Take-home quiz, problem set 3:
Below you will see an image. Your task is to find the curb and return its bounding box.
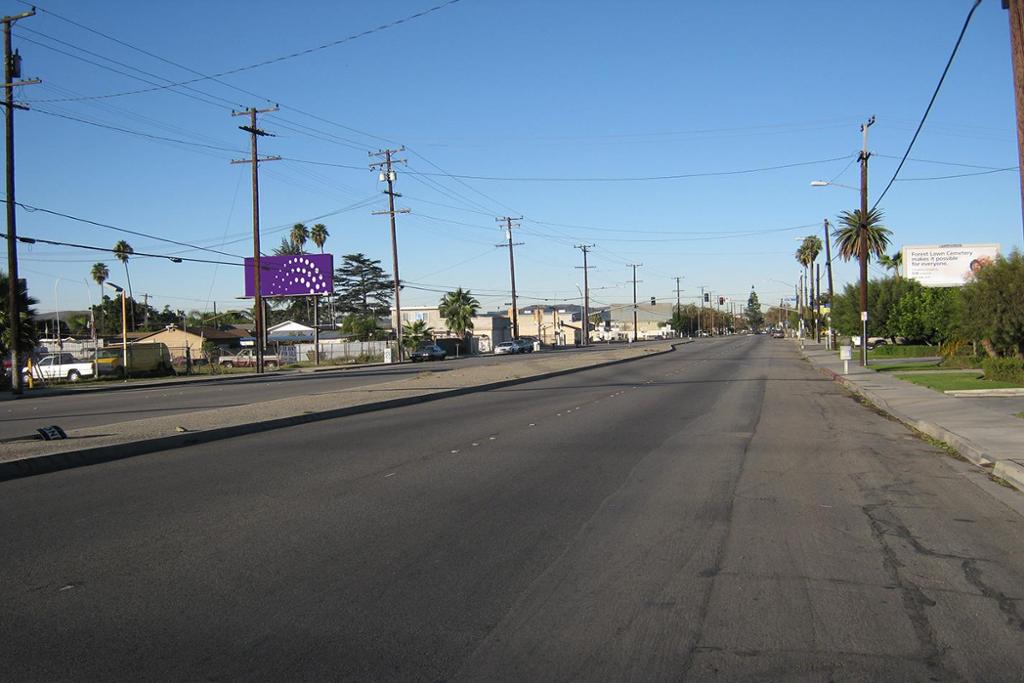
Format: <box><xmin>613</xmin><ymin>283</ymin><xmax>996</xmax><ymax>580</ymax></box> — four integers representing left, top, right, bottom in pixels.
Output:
<box><xmin>0</xmin><ymin>344</ymin><xmax>683</xmax><ymax>483</ymax></box>
<box><xmin>994</xmin><ymin>460</ymin><xmax>1024</xmax><ymax>491</ymax></box>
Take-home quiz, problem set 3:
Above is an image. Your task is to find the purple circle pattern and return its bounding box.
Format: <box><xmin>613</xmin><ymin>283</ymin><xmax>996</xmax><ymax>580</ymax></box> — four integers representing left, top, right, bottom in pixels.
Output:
<box><xmin>267</xmin><ymin>256</ymin><xmax>330</xmax><ymax>295</ymax></box>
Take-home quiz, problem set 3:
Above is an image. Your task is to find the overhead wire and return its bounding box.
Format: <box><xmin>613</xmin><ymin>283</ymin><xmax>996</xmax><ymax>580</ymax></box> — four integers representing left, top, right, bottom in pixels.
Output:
<box><xmin>871</xmin><ymin>0</ymin><xmax>983</xmax><ymax>209</ymax></box>
<box><xmin>21</xmin><ymin>0</ymin><xmax>466</xmax><ymax>103</ymax></box>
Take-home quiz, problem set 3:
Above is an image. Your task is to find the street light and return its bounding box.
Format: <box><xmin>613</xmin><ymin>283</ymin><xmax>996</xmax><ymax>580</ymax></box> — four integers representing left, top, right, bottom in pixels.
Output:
<box><xmin>104</xmin><ymin>281</ymin><xmax>128</xmax><ymax>378</ymax></box>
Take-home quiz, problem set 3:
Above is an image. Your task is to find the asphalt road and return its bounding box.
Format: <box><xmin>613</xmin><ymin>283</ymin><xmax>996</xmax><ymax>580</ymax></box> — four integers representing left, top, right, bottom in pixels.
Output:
<box><xmin>3</xmin><ymin>336</ymin><xmax>1023</xmax><ymax>681</ymax></box>
<box><xmin>0</xmin><ymin>343</ymin><xmax>638</xmax><ymax>440</ymax></box>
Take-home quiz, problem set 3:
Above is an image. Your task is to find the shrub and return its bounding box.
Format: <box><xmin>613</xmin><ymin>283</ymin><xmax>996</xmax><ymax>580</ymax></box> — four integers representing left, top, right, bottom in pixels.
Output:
<box><xmin>869</xmin><ymin>344</ymin><xmax>937</xmax><ymax>358</ymax></box>
<box><xmin>981</xmin><ymin>357</ymin><xmax>1024</xmax><ymax>384</ymax></box>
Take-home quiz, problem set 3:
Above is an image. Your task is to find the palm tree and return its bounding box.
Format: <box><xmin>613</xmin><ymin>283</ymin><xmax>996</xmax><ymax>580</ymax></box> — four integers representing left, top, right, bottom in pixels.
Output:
<box><xmin>878</xmin><ymin>251</ymin><xmax>903</xmax><ymax>278</ymax></box>
<box><xmin>834</xmin><ymin>208</ymin><xmax>892</xmax><ymax>353</ymax></box>
<box><xmin>91</xmin><ymin>262</ymin><xmax>109</xmax><ymax>336</ymax></box>
<box><xmin>438</xmin><ymin>287</ymin><xmax>481</xmax><ymax>353</ymax></box>
<box><xmin>290</xmin><ymin>223</ymin><xmax>310</xmax><ymax>253</ymax></box>
<box><xmin>310</xmin><ymin>223</ymin><xmax>329</xmax><ymax>253</ymax></box>
<box><xmin>402</xmin><ymin>319</ymin><xmax>433</xmax><ymax>349</ymax></box>
<box><xmin>798</xmin><ymin>235</ymin><xmax>822</xmax><ymax>327</ymax></box>
<box><xmin>112</xmin><ymin>240</ymin><xmax>135</xmax><ymax>330</ymax></box>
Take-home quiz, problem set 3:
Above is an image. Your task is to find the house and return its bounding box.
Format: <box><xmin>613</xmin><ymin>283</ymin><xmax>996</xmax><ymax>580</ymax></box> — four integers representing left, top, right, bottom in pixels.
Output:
<box><xmin>606</xmin><ymin>302</ymin><xmax>675</xmax><ymax>338</ymax></box>
<box><xmin>267</xmin><ymin>320</ymin><xmax>316</xmax><ymax>343</ymax></box>
<box><xmin>391</xmin><ymin>306</ymin><xmax>512</xmax><ymax>353</ymax></box>
<box><xmin>135</xmin><ymin>325</ymin><xmax>248</xmax><ymax>362</ymax></box>
<box><xmin>517</xmin><ymin>305</ymin><xmax>583</xmax><ymax>347</ymax></box>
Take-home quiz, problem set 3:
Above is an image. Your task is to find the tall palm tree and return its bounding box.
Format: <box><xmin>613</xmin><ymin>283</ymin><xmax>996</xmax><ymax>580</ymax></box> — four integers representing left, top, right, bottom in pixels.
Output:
<box><xmin>113</xmin><ymin>240</ymin><xmax>135</xmax><ymax>330</ymax></box>
<box><xmin>91</xmin><ymin>262</ymin><xmax>109</xmax><ymax>335</ymax></box>
<box><xmin>834</xmin><ymin>208</ymin><xmax>892</xmax><ymax>350</ymax></box>
<box><xmin>290</xmin><ymin>223</ymin><xmax>310</xmax><ymax>253</ymax></box>
<box><xmin>798</xmin><ymin>235</ymin><xmax>822</xmax><ymax>325</ymax></box>
<box><xmin>310</xmin><ymin>223</ymin><xmax>329</xmax><ymax>253</ymax></box>
<box><xmin>438</xmin><ymin>287</ymin><xmax>481</xmax><ymax>352</ymax></box>
<box><xmin>878</xmin><ymin>251</ymin><xmax>903</xmax><ymax>278</ymax></box>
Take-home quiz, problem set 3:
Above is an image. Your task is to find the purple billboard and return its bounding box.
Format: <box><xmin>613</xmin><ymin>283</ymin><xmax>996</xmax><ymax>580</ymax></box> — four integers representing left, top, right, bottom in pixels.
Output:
<box><xmin>244</xmin><ymin>254</ymin><xmax>334</xmax><ymax>297</ymax></box>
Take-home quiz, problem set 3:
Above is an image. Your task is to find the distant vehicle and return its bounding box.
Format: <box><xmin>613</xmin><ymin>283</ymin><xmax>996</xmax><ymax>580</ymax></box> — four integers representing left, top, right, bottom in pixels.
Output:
<box><xmin>512</xmin><ymin>339</ymin><xmax>535</xmax><ymax>353</ymax></box>
<box><xmin>494</xmin><ymin>341</ymin><xmax>518</xmax><ymax>355</ymax></box>
<box><xmin>218</xmin><ymin>348</ymin><xmax>279</xmax><ymax>369</ymax></box>
<box><xmin>96</xmin><ymin>342</ymin><xmax>174</xmax><ymax>378</ymax></box>
<box><xmin>23</xmin><ymin>353</ymin><xmax>95</xmax><ymax>382</ymax></box>
<box><xmin>410</xmin><ymin>344</ymin><xmax>446</xmax><ymax>362</ymax></box>
<box><xmin>771</xmin><ymin>330</ymin><xmax>785</xmax><ymax>339</ymax></box>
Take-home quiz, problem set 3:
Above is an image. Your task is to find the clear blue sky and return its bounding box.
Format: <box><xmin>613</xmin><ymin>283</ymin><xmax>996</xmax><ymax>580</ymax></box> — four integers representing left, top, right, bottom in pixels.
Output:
<box><xmin>3</xmin><ymin>0</ymin><xmax>1020</xmax><ymax>317</ymax></box>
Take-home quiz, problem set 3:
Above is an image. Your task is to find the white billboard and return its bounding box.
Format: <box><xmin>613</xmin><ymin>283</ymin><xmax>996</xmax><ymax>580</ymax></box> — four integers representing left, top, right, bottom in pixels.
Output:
<box><xmin>902</xmin><ymin>243</ymin><xmax>1000</xmax><ymax>287</ymax></box>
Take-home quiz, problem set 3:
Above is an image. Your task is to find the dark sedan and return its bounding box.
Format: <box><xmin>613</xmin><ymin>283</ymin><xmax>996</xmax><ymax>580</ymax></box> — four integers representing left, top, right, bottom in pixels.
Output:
<box><xmin>410</xmin><ymin>344</ymin><xmax>447</xmax><ymax>362</ymax></box>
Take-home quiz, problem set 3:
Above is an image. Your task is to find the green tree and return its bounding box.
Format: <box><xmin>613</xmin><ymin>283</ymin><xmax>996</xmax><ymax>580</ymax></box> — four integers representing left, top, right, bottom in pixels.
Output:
<box><xmin>438</xmin><ymin>287</ymin><xmax>480</xmax><ymax>338</ymax></box>
<box><xmin>888</xmin><ymin>284</ymin><xmax>961</xmax><ymax>345</ymax></box>
<box><xmin>334</xmin><ymin>253</ymin><xmax>392</xmax><ymax>316</ymax></box>
<box><xmin>0</xmin><ymin>271</ymin><xmax>38</xmax><ymax>359</ymax></box>
<box><xmin>340</xmin><ymin>313</ymin><xmax>386</xmax><ymax>341</ymax></box>
<box><xmin>113</xmin><ymin>240</ymin><xmax>135</xmax><ymax>330</ymax></box>
<box><xmin>289</xmin><ymin>223</ymin><xmax>310</xmax><ymax>253</ymax></box>
<box><xmin>91</xmin><ymin>262</ymin><xmax>109</xmax><ymax>335</ymax></box>
<box><xmin>878</xmin><ymin>251</ymin><xmax>903</xmax><ymax>278</ymax></box>
<box><xmin>310</xmin><ymin>223</ymin><xmax>329</xmax><ymax>253</ymax></box>
<box><xmin>961</xmin><ymin>250</ymin><xmax>1024</xmax><ymax>357</ymax></box>
<box><xmin>831</xmin><ymin>276</ymin><xmax>917</xmax><ymax>340</ymax></box>
<box><xmin>745</xmin><ymin>290</ymin><xmax>765</xmax><ymax>331</ymax></box>
<box><xmin>402</xmin><ymin>319</ymin><xmax>433</xmax><ymax>349</ymax></box>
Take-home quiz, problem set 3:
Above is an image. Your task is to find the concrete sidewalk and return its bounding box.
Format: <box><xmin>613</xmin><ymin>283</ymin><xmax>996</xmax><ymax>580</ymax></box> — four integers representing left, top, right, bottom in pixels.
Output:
<box><xmin>802</xmin><ymin>343</ymin><xmax>1024</xmax><ymax>494</ymax></box>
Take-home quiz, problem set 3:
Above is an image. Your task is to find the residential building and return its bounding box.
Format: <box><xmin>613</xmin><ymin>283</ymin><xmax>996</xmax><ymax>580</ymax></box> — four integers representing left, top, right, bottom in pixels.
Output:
<box><xmin>135</xmin><ymin>325</ymin><xmax>247</xmax><ymax>362</ymax></box>
<box><xmin>391</xmin><ymin>306</ymin><xmax>512</xmax><ymax>353</ymax></box>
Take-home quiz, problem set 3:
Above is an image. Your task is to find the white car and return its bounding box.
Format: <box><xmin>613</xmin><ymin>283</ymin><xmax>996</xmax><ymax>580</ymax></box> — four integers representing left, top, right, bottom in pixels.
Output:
<box><xmin>494</xmin><ymin>342</ymin><xmax>518</xmax><ymax>355</ymax></box>
<box><xmin>23</xmin><ymin>353</ymin><xmax>95</xmax><ymax>382</ymax></box>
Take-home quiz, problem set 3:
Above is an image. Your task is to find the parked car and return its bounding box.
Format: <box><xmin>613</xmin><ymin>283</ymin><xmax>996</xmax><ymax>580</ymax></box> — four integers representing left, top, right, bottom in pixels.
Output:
<box><xmin>771</xmin><ymin>330</ymin><xmax>785</xmax><ymax>339</ymax></box>
<box><xmin>494</xmin><ymin>341</ymin><xmax>518</xmax><ymax>355</ymax></box>
<box><xmin>410</xmin><ymin>343</ymin><xmax>446</xmax><ymax>362</ymax></box>
<box><xmin>512</xmin><ymin>339</ymin><xmax>535</xmax><ymax>353</ymax></box>
<box><xmin>217</xmin><ymin>348</ymin><xmax>279</xmax><ymax>369</ymax></box>
<box><xmin>23</xmin><ymin>353</ymin><xmax>95</xmax><ymax>382</ymax></box>
<box><xmin>96</xmin><ymin>343</ymin><xmax>174</xmax><ymax>378</ymax></box>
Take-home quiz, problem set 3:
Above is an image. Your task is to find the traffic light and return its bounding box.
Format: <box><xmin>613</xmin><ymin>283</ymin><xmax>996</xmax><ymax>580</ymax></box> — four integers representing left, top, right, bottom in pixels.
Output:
<box><xmin>719</xmin><ymin>296</ymin><xmax>725</xmax><ymax>306</ymax></box>
<box><xmin>650</xmin><ymin>297</ymin><xmax>656</xmax><ymax>306</ymax></box>
<box><xmin>703</xmin><ymin>293</ymin><xmax>709</xmax><ymax>303</ymax></box>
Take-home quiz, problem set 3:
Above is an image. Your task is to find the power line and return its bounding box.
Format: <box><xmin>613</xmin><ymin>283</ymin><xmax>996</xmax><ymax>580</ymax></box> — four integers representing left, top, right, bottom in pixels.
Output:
<box><xmin>283</xmin><ymin>153</ymin><xmax>855</xmax><ymax>182</ymax></box>
<box><xmin>23</xmin><ymin>0</ymin><xmax>465</xmax><ymax>103</ymax></box>
<box><xmin>31</xmin><ymin>107</ymin><xmax>245</xmax><ymax>153</ymax></box>
<box><xmin>872</xmin><ymin>0</ymin><xmax>983</xmax><ymax>209</ymax></box>
<box><xmin>4</xmin><ymin>199</ymin><xmax>247</xmax><ymax>258</ymax></box>
<box><xmin>895</xmin><ymin>166</ymin><xmax>1019</xmax><ymax>182</ymax></box>
<box><xmin>2</xmin><ymin>231</ymin><xmax>240</xmax><ymax>265</ymax></box>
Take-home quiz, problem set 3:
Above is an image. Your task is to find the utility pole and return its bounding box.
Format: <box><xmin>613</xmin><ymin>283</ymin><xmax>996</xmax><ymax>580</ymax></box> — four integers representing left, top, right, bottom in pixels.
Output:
<box><xmin>858</xmin><ymin>116</ymin><xmax>875</xmax><ymax>366</ymax></box>
<box><xmin>698</xmin><ymin>286</ymin><xmax>707</xmax><ymax>337</ymax></box>
<box><xmin>497</xmin><ymin>216</ymin><xmax>524</xmax><ymax>339</ymax></box>
<box><xmin>575</xmin><ymin>244</ymin><xmax>594</xmax><ymax>346</ymax></box>
<box><xmin>815</xmin><ymin>264</ymin><xmax>822</xmax><ymax>343</ymax></box>
<box><xmin>674</xmin><ymin>276</ymin><xmax>683</xmax><ymax>338</ymax></box>
<box><xmin>823</xmin><ymin>218</ymin><xmax>835</xmax><ymax>349</ymax></box>
<box><xmin>3</xmin><ymin>9</ymin><xmax>38</xmax><ymax>395</ymax></box>
<box><xmin>231</xmin><ymin>105</ymin><xmax>279</xmax><ymax>374</ymax></box>
<box><xmin>628</xmin><ymin>264</ymin><xmax>642</xmax><ymax>342</ymax></box>
<box><xmin>141</xmin><ymin>293</ymin><xmax>150</xmax><ymax>329</ymax></box>
<box><xmin>370</xmin><ymin>147</ymin><xmax>410</xmax><ymax>361</ymax></box>
<box><xmin>1006</xmin><ymin>0</ymin><xmax>1024</xmax><ymax>240</ymax></box>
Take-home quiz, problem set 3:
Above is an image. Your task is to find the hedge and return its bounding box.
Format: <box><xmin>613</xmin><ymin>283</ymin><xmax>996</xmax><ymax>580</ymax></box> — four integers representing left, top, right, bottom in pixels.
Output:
<box><xmin>981</xmin><ymin>357</ymin><xmax>1024</xmax><ymax>385</ymax></box>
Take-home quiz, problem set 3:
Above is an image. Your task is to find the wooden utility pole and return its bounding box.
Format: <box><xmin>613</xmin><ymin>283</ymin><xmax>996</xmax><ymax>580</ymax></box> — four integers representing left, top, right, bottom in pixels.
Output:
<box><xmin>1006</xmin><ymin>0</ymin><xmax>1024</xmax><ymax>240</ymax></box>
<box><xmin>823</xmin><ymin>218</ymin><xmax>835</xmax><ymax>349</ymax></box>
<box><xmin>858</xmin><ymin>116</ymin><xmax>875</xmax><ymax>366</ymax></box>
<box><xmin>628</xmin><ymin>264</ymin><xmax>642</xmax><ymax>342</ymax></box>
<box><xmin>231</xmin><ymin>106</ymin><xmax>279</xmax><ymax>374</ymax></box>
<box><xmin>371</xmin><ymin>147</ymin><xmax>409</xmax><ymax>360</ymax></box>
<box><xmin>675</xmin><ymin>276</ymin><xmax>683</xmax><ymax>337</ymax></box>
<box><xmin>497</xmin><ymin>216</ymin><xmax>524</xmax><ymax>339</ymax></box>
<box><xmin>3</xmin><ymin>9</ymin><xmax>38</xmax><ymax>395</ymax></box>
<box><xmin>575</xmin><ymin>244</ymin><xmax>594</xmax><ymax>346</ymax></box>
